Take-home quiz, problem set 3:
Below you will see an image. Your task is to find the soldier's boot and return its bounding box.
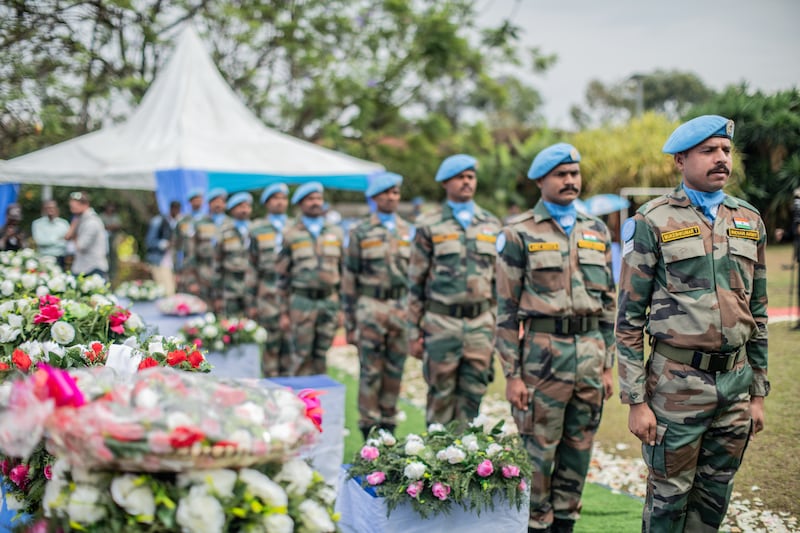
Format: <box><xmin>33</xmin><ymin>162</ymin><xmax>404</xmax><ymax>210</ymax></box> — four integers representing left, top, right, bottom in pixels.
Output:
<box><xmin>528</xmin><ymin>527</ymin><xmax>550</xmax><ymax>533</ymax></box>
<box><xmin>360</xmin><ymin>426</ymin><xmax>371</xmax><ymax>441</ymax></box>
<box><xmin>552</xmin><ymin>519</ymin><xmax>574</xmax><ymax>533</ymax></box>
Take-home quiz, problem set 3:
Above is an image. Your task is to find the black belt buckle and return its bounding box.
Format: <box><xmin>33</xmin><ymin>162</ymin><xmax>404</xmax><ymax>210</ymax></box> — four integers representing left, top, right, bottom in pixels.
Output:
<box><xmin>554</xmin><ymin>317</ymin><xmax>579</xmax><ymax>335</ymax></box>
<box><xmin>691</xmin><ymin>350</ymin><xmax>734</xmax><ymax>372</ymax></box>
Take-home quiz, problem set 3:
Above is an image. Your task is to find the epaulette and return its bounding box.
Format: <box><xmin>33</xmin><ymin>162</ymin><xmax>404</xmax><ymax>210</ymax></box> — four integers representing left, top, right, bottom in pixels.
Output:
<box><xmin>638</xmin><ymin>196</ymin><xmax>670</xmax><ymax>216</ymax></box>
<box><xmin>506</xmin><ymin>210</ymin><xmax>535</xmax><ymax>226</ymax></box>
<box><xmin>732</xmin><ymin>197</ymin><xmax>761</xmax><ymax>215</ymax></box>
<box><xmin>415</xmin><ymin>207</ymin><xmax>442</xmax><ymax>226</ymax></box>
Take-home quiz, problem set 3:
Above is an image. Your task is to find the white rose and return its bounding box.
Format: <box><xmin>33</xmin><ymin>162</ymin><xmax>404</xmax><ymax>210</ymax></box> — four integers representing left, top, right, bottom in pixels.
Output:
<box><xmin>213</xmin><ymin>340</ymin><xmax>224</xmax><ymax>351</ymax></box>
<box><xmin>176</xmin><ymin>486</ymin><xmax>225</xmax><ymax>533</ymax></box>
<box><xmin>126</xmin><ymin>313</ymin><xmax>144</xmax><ymax>331</ymax></box>
<box><xmin>41</xmin><ymin>341</ymin><xmax>65</xmax><ymax>357</ymax></box>
<box><xmin>228</xmin><ymin>429</ymin><xmax>253</xmax><ymax>451</ymax></box>
<box><xmin>268</xmin><ymin>422</ymin><xmax>295</xmax><ymax>444</ymax></box>
<box><xmin>25</xmin><ymin>259</ymin><xmax>38</xmax><ymax>270</ymax></box>
<box><xmin>486</xmin><ymin>443</ymin><xmax>503</xmax><ymax>457</ymax></box>
<box><xmin>404</xmin><ymin>439</ymin><xmax>425</xmax><ymax>456</ymax></box>
<box><xmin>438</xmin><ymin>445</ymin><xmax>466</xmax><ymax>464</ymax></box>
<box><xmin>89</xmin><ymin>294</ymin><xmax>112</xmax><ymax>308</ymax></box>
<box><xmin>0</xmin><ymin>301</ymin><xmax>14</xmax><ymax>314</ymax></box>
<box><xmin>244</xmin><ymin>319</ymin><xmax>257</xmax><ymax>332</ymax></box>
<box><xmin>274</xmin><ymin>459</ymin><xmax>313</xmax><ymax>496</ymax></box>
<box><xmin>235</xmin><ymin>402</ymin><xmax>265</xmax><ymax>425</ymax></box>
<box><xmin>51</xmin><ymin>321</ymin><xmax>76</xmax><ymax>345</ymax></box>
<box><xmin>253</xmin><ymin>327</ymin><xmax>268</xmax><ymax>344</ymax></box>
<box><xmin>15</xmin><ymin>298</ymin><xmax>30</xmax><ymax>313</ymax></box>
<box><xmin>71</xmin><ymin>467</ymin><xmax>107</xmax><ymax>485</ymax></box>
<box><xmin>204</xmin><ymin>312</ymin><xmax>216</xmax><ymax>323</ymax></box>
<box><xmin>42</xmin><ymin>477</ymin><xmax>67</xmax><ymax>517</ymax></box>
<box><xmin>298</xmin><ymin>499</ymin><xmax>335</xmax><ymax>532</ymax></box>
<box><xmin>166</xmin><ymin>411</ymin><xmax>193</xmax><ymax>429</ymax></box>
<box><xmin>378</xmin><ymin>429</ymin><xmax>397</xmax><ymax>446</ymax></box>
<box><xmin>179</xmin><ymin>469</ymin><xmax>237</xmax><ymax>499</ymax></box>
<box><xmin>48</xmin><ymin>276</ymin><xmax>67</xmax><ymax>293</ymax></box>
<box><xmin>135</xmin><ymin>388</ymin><xmax>159</xmax><ymax>409</ymax></box>
<box><xmin>6</xmin><ymin>313</ymin><xmax>23</xmax><ymax>328</ymax></box>
<box><xmin>110</xmin><ymin>474</ymin><xmax>156</xmax><ymax>522</ymax></box>
<box><xmin>427</xmin><ymin>423</ymin><xmax>445</xmax><ymax>433</ymax></box>
<box><xmin>0</xmin><ymin>324</ymin><xmax>21</xmax><ymax>344</ymax></box>
<box><xmin>239</xmin><ymin>469</ymin><xmax>288</xmax><ymax>507</ymax></box>
<box><xmin>202</xmin><ymin>325</ymin><xmax>219</xmax><ymax>338</ymax></box>
<box><xmin>262</xmin><ymin>513</ymin><xmax>294</xmax><ymax>533</ymax></box>
<box><xmin>0</xmin><ymin>280</ymin><xmax>13</xmax><ymax>296</ymax></box>
<box><xmin>404</xmin><ymin>461</ymin><xmax>426</xmax><ymax>480</ymax></box>
<box><xmin>67</xmin><ymin>485</ymin><xmax>106</xmax><ymax>525</ymax></box>
<box><xmin>148</xmin><ymin>341</ymin><xmax>165</xmax><ymax>355</ymax></box>
<box><xmin>16</xmin><ymin>341</ymin><xmax>40</xmax><ymax>357</ymax></box>
<box><xmin>317</xmin><ymin>486</ymin><xmax>337</xmax><ymax>506</ymax></box>
<box><xmin>36</xmin><ymin>285</ymin><xmax>50</xmax><ymax>297</ymax></box>
<box><xmin>469</xmin><ymin>414</ymin><xmax>491</xmax><ymax>432</ymax></box>
<box><xmin>10</xmin><ymin>256</ymin><xmax>22</xmax><ymax>267</ymax></box>
<box><xmin>461</xmin><ymin>434</ymin><xmax>480</xmax><ymax>452</ymax></box>
<box><xmin>4</xmin><ymin>493</ymin><xmax>23</xmax><ymax>511</ymax></box>
<box><xmin>20</xmin><ymin>273</ymin><xmax>37</xmax><ymax>290</ymax></box>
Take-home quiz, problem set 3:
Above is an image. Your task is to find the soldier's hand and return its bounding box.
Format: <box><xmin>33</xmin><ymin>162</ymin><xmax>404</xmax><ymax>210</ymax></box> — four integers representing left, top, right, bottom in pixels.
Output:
<box><xmin>346</xmin><ymin>330</ymin><xmax>357</xmax><ymax>345</ymax></box>
<box><xmin>749</xmin><ymin>396</ymin><xmax>765</xmax><ymax>438</ymax></box>
<box><xmin>279</xmin><ymin>313</ymin><xmax>290</xmax><ymax>331</ymax></box>
<box><xmin>213</xmin><ymin>299</ymin><xmax>222</xmax><ymax>313</ymax></box>
<box><xmin>628</xmin><ymin>403</ymin><xmax>657</xmax><ymax>446</ymax></box>
<box><xmin>187</xmin><ymin>283</ymin><xmax>200</xmax><ymax>295</ymax></box>
<box><xmin>409</xmin><ymin>337</ymin><xmax>424</xmax><ymax>360</ymax></box>
<box><xmin>602</xmin><ymin>367</ymin><xmax>614</xmax><ymax>400</ymax></box>
<box><xmin>505</xmin><ymin>377</ymin><xmax>528</xmax><ymax>410</ymax></box>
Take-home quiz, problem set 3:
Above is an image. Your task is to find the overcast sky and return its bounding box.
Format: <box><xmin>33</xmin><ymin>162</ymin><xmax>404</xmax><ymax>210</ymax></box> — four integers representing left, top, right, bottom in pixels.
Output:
<box><xmin>480</xmin><ymin>0</ymin><xmax>800</xmax><ymax>128</ymax></box>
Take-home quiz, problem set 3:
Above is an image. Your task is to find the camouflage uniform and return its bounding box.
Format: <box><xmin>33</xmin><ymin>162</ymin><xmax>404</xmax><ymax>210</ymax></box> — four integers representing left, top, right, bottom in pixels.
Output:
<box><xmin>189</xmin><ymin>214</ymin><xmax>229</xmax><ymax>304</ymax></box>
<box><xmin>250</xmin><ymin>215</ymin><xmax>292</xmax><ymax>377</ymax></box>
<box><xmin>496</xmin><ymin>200</ymin><xmax>616</xmax><ymax>530</ymax></box>
<box><xmin>407</xmin><ymin>203</ymin><xmax>501</xmax><ymax>425</ymax></box>
<box><xmin>616</xmin><ymin>184</ymin><xmax>769</xmax><ymax>532</ymax></box>
<box><xmin>214</xmin><ymin>218</ymin><xmax>256</xmax><ymax>317</ymax></box>
<box><xmin>173</xmin><ymin>212</ymin><xmax>201</xmax><ymax>293</ymax></box>
<box><xmin>276</xmin><ymin>219</ymin><xmax>344</xmax><ymax>376</ymax></box>
<box><xmin>342</xmin><ymin>213</ymin><xmax>412</xmax><ymax>434</ymax></box>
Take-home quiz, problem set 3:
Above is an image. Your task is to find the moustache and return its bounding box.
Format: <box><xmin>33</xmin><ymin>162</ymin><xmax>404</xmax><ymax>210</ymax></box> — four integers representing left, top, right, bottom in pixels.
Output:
<box><xmin>559</xmin><ymin>185</ymin><xmax>579</xmax><ymax>193</ymax></box>
<box><xmin>707</xmin><ymin>165</ymin><xmax>730</xmax><ymax>176</ymax></box>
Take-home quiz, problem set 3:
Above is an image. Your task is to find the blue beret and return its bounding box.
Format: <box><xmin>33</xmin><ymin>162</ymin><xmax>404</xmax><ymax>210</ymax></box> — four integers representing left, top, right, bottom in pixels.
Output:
<box><xmin>226</xmin><ymin>192</ymin><xmax>253</xmax><ymax>210</ymax></box>
<box><xmin>663</xmin><ymin>115</ymin><xmax>734</xmax><ymax>154</ymax></box>
<box><xmin>527</xmin><ymin>143</ymin><xmax>581</xmax><ymax>180</ymax></box>
<box><xmin>207</xmin><ymin>188</ymin><xmax>227</xmax><ymax>202</ymax></box>
<box><xmin>260</xmin><ymin>183</ymin><xmax>289</xmax><ymax>204</ymax></box>
<box><xmin>187</xmin><ymin>188</ymin><xmax>204</xmax><ymax>201</ymax></box>
<box><xmin>435</xmin><ymin>154</ymin><xmax>477</xmax><ymax>182</ymax></box>
<box><xmin>365</xmin><ymin>172</ymin><xmax>403</xmax><ymax>198</ymax></box>
<box><xmin>291</xmin><ymin>181</ymin><xmax>324</xmax><ymax>205</ymax></box>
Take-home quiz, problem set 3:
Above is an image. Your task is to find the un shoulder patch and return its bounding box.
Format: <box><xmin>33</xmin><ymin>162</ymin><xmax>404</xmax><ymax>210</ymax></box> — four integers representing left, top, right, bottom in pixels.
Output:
<box><xmin>495</xmin><ymin>232</ymin><xmax>506</xmax><ymax>253</ymax></box>
<box><xmin>621</xmin><ymin>218</ymin><xmax>636</xmax><ymax>242</ymax></box>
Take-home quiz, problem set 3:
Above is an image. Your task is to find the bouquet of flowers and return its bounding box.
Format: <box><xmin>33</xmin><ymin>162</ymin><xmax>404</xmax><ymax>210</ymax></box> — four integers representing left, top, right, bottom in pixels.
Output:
<box><xmin>178</xmin><ymin>313</ymin><xmax>268</xmax><ymax>352</ymax></box>
<box><xmin>348</xmin><ymin>416</ymin><xmax>532</xmax><ymax>519</ymax></box>
<box><xmin>156</xmin><ymin>293</ymin><xmax>207</xmax><ymax>316</ymax></box>
<box><xmin>0</xmin><ymin>250</ymin><xmax>111</xmax><ymax>301</ymax></box>
<box><xmin>115</xmin><ymin>279</ymin><xmax>166</xmax><ymax>302</ymax></box>
<box><xmin>39</xmin><ymin>458</ymin><xmax>338</xmax><ymax>532</ymax></box>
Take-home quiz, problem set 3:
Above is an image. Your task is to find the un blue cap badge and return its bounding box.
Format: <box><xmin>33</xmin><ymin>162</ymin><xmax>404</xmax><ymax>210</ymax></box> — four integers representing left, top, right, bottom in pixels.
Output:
<box><xmin>726</xmin><ymin>119</ymin><xmax>735</xmax><ymax>138</ymax></box>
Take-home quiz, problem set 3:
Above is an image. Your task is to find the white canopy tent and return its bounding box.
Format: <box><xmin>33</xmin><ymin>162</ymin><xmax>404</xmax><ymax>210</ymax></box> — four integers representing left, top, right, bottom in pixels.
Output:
<box><xmin>0</xmin><ymin>27</ymin><xmax>382</xmax><ymax>196</ymax></box>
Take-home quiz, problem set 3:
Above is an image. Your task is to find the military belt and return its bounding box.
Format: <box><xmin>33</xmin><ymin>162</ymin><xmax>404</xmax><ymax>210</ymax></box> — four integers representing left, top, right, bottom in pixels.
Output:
<box><xmin>294</xmin><ymin>287</ymin><xmax>337</xmax><ymax>300</ymax></box>
<box><xmin>357</xmin><ymin>285</ymin><xmax>407</xmax><ymax>300</ymax></box>
<box><xmin>425</xmin><ymin>300</ymin><xmax>492</xmax><ymax>319</ymax></box>
<box><xmin>529</xmin><ymin>316</ymin><xmax>599</xmax><ymax>335</ymax></box>
<box><xmin>653</xmin><ymin>340</ymin><xmax>745</xmax><ymax>373</ymax></box>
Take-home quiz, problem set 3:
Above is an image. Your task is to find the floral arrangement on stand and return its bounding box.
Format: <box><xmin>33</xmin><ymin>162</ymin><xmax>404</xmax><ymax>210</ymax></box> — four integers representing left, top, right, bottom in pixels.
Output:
<box><xmin>178</xmin><ymin>313</ymin><xmax>268</xmax><ymax>352</ymax></box>
<box><xmin>0</xmin><ymin>250</ymin><xmax>111</xmax><ymax>301</ymax></box>
<box><xmin>0</xmin><ymin>337</ymin><xmax>212</xmax><ymax>518</ymax></box>
<box><xmin>115</xmin><ymin>279</ymin><xmax>166</xmax><ymax>302</ymax></box>
<box><xmin>348</xmin><ymin>416</ymin><xmax>532</xmax><ymax>519</ymax></box>
<box><xmin>155</xmin><ymin>293</ymin><xmax>207</xmax><ymax>316</ymax></box>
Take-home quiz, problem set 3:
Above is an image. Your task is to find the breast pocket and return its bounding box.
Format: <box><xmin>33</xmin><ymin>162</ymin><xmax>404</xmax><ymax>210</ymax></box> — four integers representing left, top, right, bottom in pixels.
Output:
<box><xmin>292</xmin><ymin>242</ymin><xmax>316</xmax><ymax>267</ymax></box>
<box><xmin>527</xmin><ymin>250</ymin><xmax>564</xmax><ymax>292</ymax></box>
<box><xmin>433</xmin><ymin>239</ymin><xmax>462</xmax><ymax>274</ymax></box>
<box><xmin>577</xmin><ymin>247</ymin><xmax>610</xmax><ymax>292</ymax></box>
<box><xmin>662</xmin><ymin>237</ymin><xmax>709</xmax><ymax>292</ymax></box>
<box><xmin>728</xmin><ymin>237</ymin><xmax>757</xmax><ymax>291</ymax></box>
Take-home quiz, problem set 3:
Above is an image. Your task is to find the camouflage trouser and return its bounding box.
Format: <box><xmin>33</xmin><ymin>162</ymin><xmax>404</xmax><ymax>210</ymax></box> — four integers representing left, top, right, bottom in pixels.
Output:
<box><xmin>195</xmin><ymin>260</ymin><xmax>215</xmax><ymax>303</ymax></box>
<box><xmin>512</xmin><ymin>328</ymin><xmax>605</xmax><ymax>530</ymax></box>
<box><xmin>256</xmin><ymin>292</ymin><xmax>292</xmax><ymax>377</ymax></box>
<box><xmin>288</xmin><ymin>293</ymin><xmax>340</xmax><ymax>376</ymax></box>
<box><xmin>355</xmin><ymin>296</ymin><xmax>408</xmax><ymax>431</ymax></box>
<box><xmin>222</xmin><ymin>293</ymin><xmax>248</xmax><ymax>317</ymax></box>
<box><xmin>642</xmin><ymin>350</ymin><xmax>753</xmax><ymax>533</ymax></box>
<box><xmin>421</xmin><ymin>309</ymin><xmax>494</xmax><ymax>426</ymax></box>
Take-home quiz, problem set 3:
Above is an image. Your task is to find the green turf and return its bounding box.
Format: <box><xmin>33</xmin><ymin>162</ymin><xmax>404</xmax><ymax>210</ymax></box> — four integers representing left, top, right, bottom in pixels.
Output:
<box><xmin>326</xmin><ymin>366</ymin><xmax>643</xmax><ymax>530</ymax></box>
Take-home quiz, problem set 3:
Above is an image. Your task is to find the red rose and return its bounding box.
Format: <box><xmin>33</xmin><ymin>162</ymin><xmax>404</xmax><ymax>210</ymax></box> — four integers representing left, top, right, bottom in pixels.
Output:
<box><xmin>188</xmin><ymin>351</ymin><xmax>205</xmax><ymax>369</ymax></box>
<box><xmin>138</xmin><ymin>357</ymin><xmax>159</xmax><ymax>370</ymax></box>
<box><xmin>166</xmin><ymin>350</ymin><xmax>187</xmax><ymax>366</ymax></box>
<box><xmin>0</xmin><ymin>362</ymin><xmax>10</xmax><ymax>371</ymax></box>
<box><xmin>34</xmin><ymin>304</ymin><xmax>63</xmax><ymax>324</ymax></box>
<box><xmin>168</xmin><ymin>426</ymin><xmax>205</xmax><ymax>448</ymax></box>
<box><xmin>12</xmin><ymin>349</ymin><xmax>32</xmax><ymax>372</ymax></box>
<box><xmin>109</xmin><ymin>309</ymin><xmax>131</xmax><ymax>334</ymax></box>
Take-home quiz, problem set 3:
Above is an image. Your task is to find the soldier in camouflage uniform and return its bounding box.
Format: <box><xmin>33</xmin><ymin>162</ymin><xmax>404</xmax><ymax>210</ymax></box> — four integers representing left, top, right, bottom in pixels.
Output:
<box><xmin>186</xmin><ymin>188</ymin><xmax>229</xmax><ymax>304</ymax></box>
<box><xmin>276</xmin><ymin>182</ymin><xmax>344</xmax><ymax>376</ymax></box>
<box><xmin>342</xmin><ymin>172</ymin><xmax>412</xmax><ymax>439</ymax></box>
<box><xmin>214</xmin><ymin>192</ymin><xmax>255</xmax><ymax>317</ymax></box>
<box><xmin>496</xmin><ymin>143</ymin><xmax>616</xmax><ymax>533</ymax></box>
<box><xmin>250</xmin><ymin>183</ymin><xmax>292</xmax><ymax>377</ymax></box>
<box><xmin>616</xmin><ymin>115</ymin><xmax>769</xmax><ymax>533</ymax></box>
<box><xmin>173</xmin><ymin>188</ymin><xmax>205</xmax><ymax>293</ymax></box>
<box><xmin>407</xmin><ymin>154</ymin><xmax>501</xmax><ymax>425</ymax></box>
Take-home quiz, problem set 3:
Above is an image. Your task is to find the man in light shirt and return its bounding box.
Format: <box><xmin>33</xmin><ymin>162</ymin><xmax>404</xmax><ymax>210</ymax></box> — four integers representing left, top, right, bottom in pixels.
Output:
<box><xmin>65</xmin><ymin>191</ymin><xmax>108</xmax><ymax>278</ymax></box>
<box><xmin>32</xmin><ymin>200</ymin><xmax>70</xmax><ymax>269</ymax></box>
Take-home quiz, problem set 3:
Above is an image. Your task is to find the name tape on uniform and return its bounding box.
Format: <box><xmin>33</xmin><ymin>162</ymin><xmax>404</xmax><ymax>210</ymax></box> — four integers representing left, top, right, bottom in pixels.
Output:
<box><xmin>528</xmin><ymin>242</ymin><xmax>559</xmax><ymax>252</ymax></box>
<box><xmin>291</xmin><ymin>240</ymin><xmax>312</xmax><ymax>250</ymax></box>
<box><xmin>256</xmin><ymin>233</ymin><xmax>275</xmax><ymax>242</ymax></box>
<box><xmin>476</xmin><ymin>233</ymin><xmax>497</xmax><ymax>243</ymax></box>
<box><xmin>360</xmin><ymin>238</ymin><xmax>383</xmax><ymax>249</ymax></box>
<box><xmin>432</xmin><ymin>233</ymin><xmax>460</xmax><ymax>244</ymax></box>
<box><xmin>577</xmin><ymin>240</ymin><xmax>606</xmax><ymax>251</ymax></box>
<box><xmin>661</xmin><ymin>226</ymin><xmax>700</xmax><ymax>243</ymax></box>
<box><xmin>727</xmin><ymin>228</ymin><xmax>759</xmax><ymax>240</ymax></box>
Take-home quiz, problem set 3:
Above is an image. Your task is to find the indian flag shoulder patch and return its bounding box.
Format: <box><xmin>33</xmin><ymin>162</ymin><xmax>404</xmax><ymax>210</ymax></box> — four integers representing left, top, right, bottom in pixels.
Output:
<box><xmin>733</xmin><ymin>218</ymin><xmax>752</xmax><ymax>230</ymax></box>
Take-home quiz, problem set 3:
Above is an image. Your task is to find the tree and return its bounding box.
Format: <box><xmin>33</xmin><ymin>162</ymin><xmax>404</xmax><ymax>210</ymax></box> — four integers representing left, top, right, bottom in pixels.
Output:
<box><xmin>570</xmin><ymin>70</ymin><xmax>715</xmax><ymax>128</ymax></box>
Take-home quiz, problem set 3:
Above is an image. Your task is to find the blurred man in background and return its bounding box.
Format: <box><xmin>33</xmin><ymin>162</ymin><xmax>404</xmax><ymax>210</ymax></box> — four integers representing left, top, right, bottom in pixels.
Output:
<box><xmin>32</xmin><ymin>200</ymin><xmax>69</xmax><ymax>269</ymax></box>
<box><xmin>65</xmin><ymin>191</ymin><xmax>108</xmax><ymax>278</ymax></box>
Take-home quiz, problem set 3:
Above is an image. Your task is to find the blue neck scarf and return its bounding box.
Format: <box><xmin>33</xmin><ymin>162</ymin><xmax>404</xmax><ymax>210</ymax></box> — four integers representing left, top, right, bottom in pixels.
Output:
<box><xmin>212</xmin><ymin>213</ymin><xmax>225</xmax><ymax>226</ymax></box>
<box><xmin>543</xmin><ymin>201</ymin><xmax>577</xmax><ymax>236</ymax></box>
<box><xmin>447</xmin><ymin>200</ymin><xmax>475</xmax><ymax>230</ymax></box>
<box><xmin>376</xmin><ymin>212</ymin><xmax>396</xmax><ymax>234</ymax></box>
<box><xmin>302</xmin><ymin>216</ymin><xmax>324</xmax><ymax>239</ymax></box>
<box><xmin>234</xmin><ymin>219</ymin><xmax>248</xmax><ymax>233</ymax></box>
<box><xmin>683</xmin><ymin>183</ymin><xmax>726</xmax><ymax>222</ymax></box>
<box><xmin>192</xmin><ymin>210</ymin><xmax>204</xmax><ymax>221</ymax></box>
<box><xmin>268</xmin><ymin>214</ymin><xmax>287</xmax><ymax>231</ymax></box>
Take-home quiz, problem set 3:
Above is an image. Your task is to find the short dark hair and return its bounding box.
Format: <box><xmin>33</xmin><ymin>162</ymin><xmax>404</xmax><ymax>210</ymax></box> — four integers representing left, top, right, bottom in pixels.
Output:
<box><xmin>169</xmin><ymin>200</ymin><xmax>181</xmax><ymax>209</ymax></box>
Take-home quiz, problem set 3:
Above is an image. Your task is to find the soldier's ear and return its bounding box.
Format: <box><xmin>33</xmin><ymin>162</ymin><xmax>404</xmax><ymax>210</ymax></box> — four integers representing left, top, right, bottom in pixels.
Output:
<box><xmin>674</xmin><ymin>153</ymin><xmax>685</xmax><ymax>170</ymax></box>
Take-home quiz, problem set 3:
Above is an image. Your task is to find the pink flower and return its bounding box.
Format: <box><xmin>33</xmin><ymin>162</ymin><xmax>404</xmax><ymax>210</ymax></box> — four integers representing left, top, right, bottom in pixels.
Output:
<box><xmin>176</xmin><ymin>303</ymin><xmax>191</xmax><ymax>316</ymax></box>
<box><xmin>0</xmin><ymin>460</ymin><xmax>9</xmax><ymax>476</ymax></box>
<box><xmin>9</xmin><ymin>464</ymin><xmax>29</xmax><ymax>488</ymax></box>
<box><xmin>360</xmin><ymin>445</ymin><xmax>380</xmax><ymax>461</ymax></box>
<box><xmin>502</xmin><ymin>464</ymin><xmax>520</xmax><ymax>478</ymax></box>
<box><xmin>34</xmin><ymin>304</ymin><xmax>63</xmax><ymax>324</ymax></box>
<box><xmin>192</xmin><ymin>338</ymin><xmax>202</xmax><ymax>347</ymax></box>
<box><xmin>431</xmin><ymin>482</ymin><xmax>450</xmax><ymax>501</ymax></box>
<box><xmin>43</xmin><ymin>464</ymin><xmax>53</xmax><ymax>480</ymax></box>
<box><xmin>222</xmin><ymin>334</ymin><xmax>231</xmax><ymax>344</ymax></box>
<box><xmin>519</xmin><ymin>479</ymin><xmax>527</xmax><ymax>492</ymax></box>
<box><xmin>366</xmin><ymin>471</ymin><xmax>386</xmax><ymax>485</ymax></box>
<box><xmin>476</xmin><ymin>459</ymin><xmax>494</xmax><ymax>477</ymax></box>
<box><xmin>298</xmin><ymin>389</ymin><xmax>324</xmax><ymax>432</ymax></box>
<box><xmin>109</xmin><ymin>309</ymin><xmax>131</xmax><ymax>334</ymax></box>
<box><xmin>406</xmin><ymin>481</ymin><xmax>424</xmax><ymax>498</ymax></box>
